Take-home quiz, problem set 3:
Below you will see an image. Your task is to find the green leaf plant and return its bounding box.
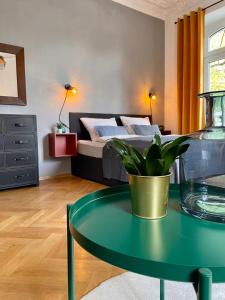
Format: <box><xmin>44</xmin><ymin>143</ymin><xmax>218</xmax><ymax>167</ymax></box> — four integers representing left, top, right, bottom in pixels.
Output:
<box><xmin>107</xmin><ymin>134</ymin><xmax>190</xmax><ymax>176</ymax></box>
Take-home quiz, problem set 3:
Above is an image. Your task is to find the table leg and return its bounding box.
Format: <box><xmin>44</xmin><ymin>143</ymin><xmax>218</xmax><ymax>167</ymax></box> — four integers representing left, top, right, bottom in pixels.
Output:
<box><xmin>197</xmin><ymin>268</ymin><xmax>212</xmax><ymax>300</ymax></box>
<box><xmin>67</xmin><ymin>204</ymin><xmax>75</xmax><ymax>300</ymax></box>
<box><xmin>160</xmin><ymin>279</ymin><xmax>165</xmax><ymax>300</ymax></box>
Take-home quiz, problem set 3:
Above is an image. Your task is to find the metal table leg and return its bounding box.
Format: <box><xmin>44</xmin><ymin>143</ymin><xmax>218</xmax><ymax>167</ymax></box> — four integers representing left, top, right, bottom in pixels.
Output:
<box><xmin>198</xmin><ymin>268</ymin><xmax>212</xmax><ymax>300</ymax></box>
<box><xmin>67</xmin><ymin>204</ymin><xmax>75</xmax><ymax>300</ymax></box>
<box><xmin>160</xmin><ymin>279</ymin><xmax>165</xmax><ymax>300</ymax></box>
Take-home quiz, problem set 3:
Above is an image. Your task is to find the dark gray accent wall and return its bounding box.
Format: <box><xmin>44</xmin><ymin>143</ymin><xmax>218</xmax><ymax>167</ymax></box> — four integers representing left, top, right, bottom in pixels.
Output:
<box><xmin>0</xmin><ymin>0</ymin><xmax>165</xmax><ymax>177</ymax></box>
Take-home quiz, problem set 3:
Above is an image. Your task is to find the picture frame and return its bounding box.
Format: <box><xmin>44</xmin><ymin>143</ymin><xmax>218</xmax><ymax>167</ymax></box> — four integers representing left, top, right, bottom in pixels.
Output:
<box><xmin>0</xmin><ymin>43</ymin><xmax>27</xmax><ymax>106</ymax></box>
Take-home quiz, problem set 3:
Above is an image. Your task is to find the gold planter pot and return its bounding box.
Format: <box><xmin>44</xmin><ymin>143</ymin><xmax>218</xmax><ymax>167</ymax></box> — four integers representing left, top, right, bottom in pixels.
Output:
<box><xmin>128</xmin><ymin>173</ymin><xmax>171</xmax><ymax>219</ymax></box>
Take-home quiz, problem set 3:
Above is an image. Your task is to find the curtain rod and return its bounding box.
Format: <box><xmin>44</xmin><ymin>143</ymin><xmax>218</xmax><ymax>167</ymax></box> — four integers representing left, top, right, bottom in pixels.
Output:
<box><xmin>174</xmin><ymin>0</ymin><xmax>224</xmax><ymax>24</ymax></box>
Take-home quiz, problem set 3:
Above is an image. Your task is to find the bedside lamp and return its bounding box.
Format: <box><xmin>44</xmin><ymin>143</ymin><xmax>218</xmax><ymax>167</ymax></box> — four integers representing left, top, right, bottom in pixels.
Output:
<box><xmin>64</xmin><ymin>84</ymin><xmax>77</xmax><ymax>95</ymax></box>
<box><xmin>148</xmin><ymin>92</ymin><xmax>156</xmax><ymax>122</ymax></box>
<box><xmin>58</xmin><ymin>83</ymin><xmax>77</xmax><ymax>130</ymax></box>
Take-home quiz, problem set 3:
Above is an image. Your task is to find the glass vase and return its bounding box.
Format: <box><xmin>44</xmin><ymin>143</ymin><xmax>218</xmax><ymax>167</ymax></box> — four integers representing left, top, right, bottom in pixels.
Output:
<box><xmin>180</xmin><ymin>90</ymin><xmax>225</xmax><ymax>223</ymax></box>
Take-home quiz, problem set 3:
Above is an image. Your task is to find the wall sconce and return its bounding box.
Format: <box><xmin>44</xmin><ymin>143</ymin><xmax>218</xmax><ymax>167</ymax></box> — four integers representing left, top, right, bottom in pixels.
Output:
<box><xmin>0</xmin><ymin>56</ymin><xmax>6</xmax><ymax>70</ymax></box>
<box><xmin>65</xmin><ymin>84</ymin><xmax>77</xmax><ymax>95</ymax></box>
<box><xmin>148</xmin><ymin>92</ymin><xmax>157</xmax><ymax>121</ymax></box>
<box><xmin>58</xmin><ymin>83</ymin><xmax>77</xmax><ymax>129</ymax></box>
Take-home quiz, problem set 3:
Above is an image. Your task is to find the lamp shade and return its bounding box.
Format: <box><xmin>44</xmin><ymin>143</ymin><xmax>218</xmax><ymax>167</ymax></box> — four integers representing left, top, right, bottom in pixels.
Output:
<box><xmin>64</xmin><ymin>84</ymin><xmax>77</xmax><ymax>94</ymax></box>
<box><xmin>149</xmin><ymin>92</ymin><xmax>156</xmax><ymax>100</ymax></box>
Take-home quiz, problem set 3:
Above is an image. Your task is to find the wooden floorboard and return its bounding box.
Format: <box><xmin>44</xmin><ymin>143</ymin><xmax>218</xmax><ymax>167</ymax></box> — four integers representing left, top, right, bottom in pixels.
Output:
<box><xmin>0</xmin><ymin>176</ymin><xmax>123</xmax><ymax>300</ymax></box>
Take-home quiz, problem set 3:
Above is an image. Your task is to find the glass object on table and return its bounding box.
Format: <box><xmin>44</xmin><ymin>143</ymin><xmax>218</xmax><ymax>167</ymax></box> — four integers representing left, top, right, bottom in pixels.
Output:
<box><xmin>180</xmin><ymin>90</ymin><xmax>225</xmax><ymax>223</ymax></box>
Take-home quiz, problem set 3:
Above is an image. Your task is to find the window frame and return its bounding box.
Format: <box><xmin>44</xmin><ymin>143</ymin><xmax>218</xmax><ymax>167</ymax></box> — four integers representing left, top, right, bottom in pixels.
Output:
<box><xmin>204</xmin><ymin>19</ymin><xmax>225</xmax><ymax>91</ymax></box>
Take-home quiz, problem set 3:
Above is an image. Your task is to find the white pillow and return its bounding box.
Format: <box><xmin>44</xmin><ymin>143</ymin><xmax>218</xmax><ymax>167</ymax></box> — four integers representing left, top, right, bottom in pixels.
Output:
<box><xmin>80</xmin><ymin>117</ymin><xmax>117</xmax><ymax>141</ymax></box>
<box><xmin>120</xmin><ymin>116</ymin><xmax>151</xmax><ymax>134</ymax></box>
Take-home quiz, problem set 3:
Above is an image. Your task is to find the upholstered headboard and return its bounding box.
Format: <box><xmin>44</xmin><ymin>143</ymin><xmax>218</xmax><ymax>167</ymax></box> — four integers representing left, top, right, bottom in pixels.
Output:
<box><xmin>69</xmin><ymin>112</ymin><xmax>152</xmax><ymax>140</ymax></box>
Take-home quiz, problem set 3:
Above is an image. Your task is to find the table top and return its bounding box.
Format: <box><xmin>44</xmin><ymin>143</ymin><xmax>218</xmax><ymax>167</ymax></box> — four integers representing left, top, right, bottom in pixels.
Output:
<box><xmin>69</xmin><ymin>184</ymin><xmax>225</xmax><ymax>283</ymax></box>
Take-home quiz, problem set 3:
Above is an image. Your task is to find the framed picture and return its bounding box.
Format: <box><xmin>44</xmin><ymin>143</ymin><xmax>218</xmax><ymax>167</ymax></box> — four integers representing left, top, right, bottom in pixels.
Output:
<box><xmin>0</xmin><ymin>43</ymin><xmax>27</xmax><ymax>105</ymax></box>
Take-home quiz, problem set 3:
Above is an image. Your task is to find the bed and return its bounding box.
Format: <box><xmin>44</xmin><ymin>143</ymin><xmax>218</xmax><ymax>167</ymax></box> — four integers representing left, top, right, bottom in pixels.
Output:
<box><xmin>69</xmin><ymin>112</ymin><xmax>178</xmax><ymax>186</ymax></box>
<box><xmin>69</xmin><ymin>113</ymin><xmax>153</xmax><ymax>185</ymax></box>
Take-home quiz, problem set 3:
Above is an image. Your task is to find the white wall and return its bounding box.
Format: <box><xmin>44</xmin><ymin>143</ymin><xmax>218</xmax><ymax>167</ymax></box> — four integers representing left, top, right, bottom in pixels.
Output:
<box><xmin>164</xmin><ymin>0</ymin><xmax>224</xmax><ymax>133</ymax></box>
<box><xmin>0</xmin><ymin>0</ymin><xmax>165</xmax><ymax>177</ymax></box>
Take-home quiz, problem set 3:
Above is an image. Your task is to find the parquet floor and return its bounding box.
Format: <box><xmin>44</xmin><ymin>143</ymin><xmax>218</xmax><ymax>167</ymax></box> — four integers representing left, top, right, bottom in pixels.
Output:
<box><xmin>0</xmin><ymin>176</ymin><xmax>123</xmax><ymax>300</ymax></box>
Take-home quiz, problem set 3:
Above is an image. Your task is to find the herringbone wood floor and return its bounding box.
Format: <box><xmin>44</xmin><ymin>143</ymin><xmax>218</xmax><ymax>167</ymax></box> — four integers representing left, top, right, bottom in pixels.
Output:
<box><xmin>0</xmin><ymin>176</ymin><xmax>123</xmax><ymax>300</ymax></box>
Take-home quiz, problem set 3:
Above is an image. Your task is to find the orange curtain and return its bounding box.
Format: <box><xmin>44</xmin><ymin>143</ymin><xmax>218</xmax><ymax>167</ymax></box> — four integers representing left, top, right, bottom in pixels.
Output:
<box><xmin>177</xmin><ymin>8</ymin><xmax>205</xmax><ymax>134</ymax></box>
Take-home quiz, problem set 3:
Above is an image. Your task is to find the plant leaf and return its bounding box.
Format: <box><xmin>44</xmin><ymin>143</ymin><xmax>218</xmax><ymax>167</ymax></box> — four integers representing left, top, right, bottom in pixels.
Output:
<box><xmin>127</xmin><ymin>145</ymin><xmax>146</xmax><ymax>174</ymax></box>
<box><xmin>161</xmin><ymin>136</ymin><xmax>190</xmax><ymax>157</ymax></box>
<box><xmin>107</xmin><ymin>135</ymin><xmax>190</xmax><ymax>177</ymax></box>
<box><xmin>145</xmin><ymin>144</ymin><xmax>162</xmax><ymax>175</ymax></box>
<box><xmin>154</xmin><ymin>134</ymin><xmax>161</xmax><ymax>146</ymax></box>
<box><xmin>107</xmin><ymin>139</ymin><xmax>129</xmax><ymax>157</ymax></box>
<box><xmin>122</xmin><ymin>155</ymin><xmax>141</xmax><ymax>175</ymax></box>
<box><xmin>146</xmin><ymin>158</ymin><xmax>164</xmax><ymax>176</ymax></box>
<box><xmin>162</xmin><ymin>143</ymin><xmax>190</xmax><ymax>174</ymax></box>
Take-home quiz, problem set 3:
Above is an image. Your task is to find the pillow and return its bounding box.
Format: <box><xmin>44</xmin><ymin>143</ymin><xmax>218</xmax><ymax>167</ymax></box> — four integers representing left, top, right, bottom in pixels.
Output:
<box><xmin>95</xmin><ymin>126</ymin><xmax>128</xmax><ymax>137</ymax></box>
<box><xmin>80</xmin><ymin>117</ymin><xmax>117</xmax><ymax>141</ymax></box>
<box><xmin>120</xmin><ymin>116</ymin><xmax>151</xmax><ymax>134</ymax></box>
<box><xmin>131</xmin><ymin>125</ymin><xmax>161</xmax><ymax>136</ymax></box>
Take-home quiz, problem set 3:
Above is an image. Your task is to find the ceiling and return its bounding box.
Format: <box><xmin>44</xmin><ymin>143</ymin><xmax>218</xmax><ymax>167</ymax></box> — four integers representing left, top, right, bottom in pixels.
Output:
<box><xmin>112</xmin><ymin>0</ymin><xmax>204</xmax><ymax>20</ymax></box>
<box><xmin>143</xmin><ymin>0</ymin><xmax>181</xmax><ymax>9</ymax></box>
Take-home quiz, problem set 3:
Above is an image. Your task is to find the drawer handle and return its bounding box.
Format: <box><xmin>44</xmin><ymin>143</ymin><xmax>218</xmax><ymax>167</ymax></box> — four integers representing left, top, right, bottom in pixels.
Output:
<box><xmin>14</xmin><ymin>157</ymin><xmax>28</xmax><ymax>161</ymax></box>
<box><xmin>15</xmin><ymin>123</ymin><xmax>25</xmax><ymax>127</ymax></box>
<box><xmin>15</xmin><ymin>140</ymin><xmax>28</xmax><ymax>145</ymax></box>
<box><xmin>14</xmin><ymin>174</ymin><xmax>29</xmax><ymax>179</ymax></box>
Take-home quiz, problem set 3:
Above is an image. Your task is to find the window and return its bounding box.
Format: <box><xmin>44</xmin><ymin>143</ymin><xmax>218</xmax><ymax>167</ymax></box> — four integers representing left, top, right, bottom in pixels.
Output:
<box><xmin>209</xmin><ymin>28</ymin><xmax>225</xmax><ymax>51</ymax></box>
<box><xmin>205</xmin><ymin>21</ymin><xmax>225</xmax><ymax>92</ymax></box>
<box><xmin>209</xmin><ymin>58</ymin><xmax>225</xmax><ymax>91</ymax></box>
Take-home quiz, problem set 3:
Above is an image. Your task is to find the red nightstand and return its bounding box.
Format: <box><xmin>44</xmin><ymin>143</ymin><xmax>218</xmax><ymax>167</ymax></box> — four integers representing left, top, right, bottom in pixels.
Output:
<box><xmin>48</xmin><ymin>133</ymin><xmax>77</xmax><ymax>158</ymax></box>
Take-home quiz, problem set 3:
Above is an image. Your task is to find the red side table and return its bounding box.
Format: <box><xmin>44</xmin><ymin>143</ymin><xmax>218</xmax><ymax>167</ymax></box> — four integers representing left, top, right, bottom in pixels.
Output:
<box><xmin>48</xmin><ymin>133</ymin><xmax>77</xmax><ymax>158</ymax></box>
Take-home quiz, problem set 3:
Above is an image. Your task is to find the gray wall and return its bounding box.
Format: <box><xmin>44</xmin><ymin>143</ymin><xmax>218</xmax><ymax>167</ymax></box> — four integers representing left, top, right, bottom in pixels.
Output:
<box><xmin>0</xmin><ymin>0</ymin><xmax>165</xmax><ymax>177</ymax></box>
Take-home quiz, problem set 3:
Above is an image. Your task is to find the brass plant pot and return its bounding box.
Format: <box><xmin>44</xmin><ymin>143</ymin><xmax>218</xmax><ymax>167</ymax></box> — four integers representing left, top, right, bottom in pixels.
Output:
<box><xmin>128</xmin><ymin>173</ymin><xmax>171</xmax><ymax>219</ymax></box>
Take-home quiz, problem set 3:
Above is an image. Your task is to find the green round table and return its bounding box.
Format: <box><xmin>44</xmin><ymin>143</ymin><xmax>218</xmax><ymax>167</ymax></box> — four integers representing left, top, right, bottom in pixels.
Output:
<box><xmin>67</xmin><ymin>184</ymin><xmax>225</xmax><ymax>300</ymax></box>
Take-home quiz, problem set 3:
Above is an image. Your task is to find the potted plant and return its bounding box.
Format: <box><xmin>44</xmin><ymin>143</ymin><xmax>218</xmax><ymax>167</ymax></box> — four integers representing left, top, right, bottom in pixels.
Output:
<box><xmin>57</xmin><ymin>122</ymin><xmax>66</xmax><ymax>134</ymax></box>
<box><xmin>108</xmin><ymin>135</ymin><xmax>190</xmax><ymax>219</ymax></box>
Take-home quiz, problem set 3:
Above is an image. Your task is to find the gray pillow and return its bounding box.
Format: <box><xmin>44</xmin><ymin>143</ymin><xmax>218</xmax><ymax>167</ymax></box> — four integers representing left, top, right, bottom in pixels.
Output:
<box><xmin>95</xmin><ymin>125</ymin><xmax>128</xmax><ymax>137</ymax></box>
<box><xmin>131</xmin><ymin>125</ymin><xmax>161</xmax><ymax>136</ymax></box>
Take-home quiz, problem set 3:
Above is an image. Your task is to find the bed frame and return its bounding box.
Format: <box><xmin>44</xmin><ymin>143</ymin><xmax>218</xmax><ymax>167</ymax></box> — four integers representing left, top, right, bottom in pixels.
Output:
<box><xmin>69</xmin><ymin>112</ymin><xmax>151</xmax><ymax>186</ymax></box>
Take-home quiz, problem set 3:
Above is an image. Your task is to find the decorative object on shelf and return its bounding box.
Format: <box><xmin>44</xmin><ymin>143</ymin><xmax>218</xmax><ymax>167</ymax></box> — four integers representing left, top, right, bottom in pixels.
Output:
<box><xmin>56</xmin><ymin>122</ymin><xmax>66</xmax><ymax>134</ymax></box>
<box><xmin>48</xmin><ymin>133</ymin><xmax>77</xmax><ymax>158</ymax></box>
<box><xmin>0</xmin><ymin>43</ymin><xmax>26</xmax><ymax>105</ymax></box>
<box><xmin>58</xmin><ymin>83</ymin><xmax>77</xmax><ymax>130</ymax></box>
<box><xmin>108</xmin><ymin>135</ymin><xmax>189</xmax><ymax>219</ymax></box>
<box><xmin>180</xmin><ymin>90</ymin><xmax>225</xmax><ymax>223</ymax></box>
<box><xmin>148</xmin><ymin>91</ymin><xmax>156</xmax><ymax>121</ymax></box>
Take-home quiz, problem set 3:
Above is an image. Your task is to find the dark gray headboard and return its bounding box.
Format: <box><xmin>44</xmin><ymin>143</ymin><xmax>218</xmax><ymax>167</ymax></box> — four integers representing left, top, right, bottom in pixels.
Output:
<box><xmin>69</xmin><ymin>112</ymin><xmax>152</xmax><ymax>140</ymax></box>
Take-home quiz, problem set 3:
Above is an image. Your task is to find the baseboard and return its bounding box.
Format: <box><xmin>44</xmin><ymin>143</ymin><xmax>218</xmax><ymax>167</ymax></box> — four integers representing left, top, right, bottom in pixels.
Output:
<box><xmin>39</xmin><ymin>173</ymin><xmax>72</xmax><ymax>181</ymax></box>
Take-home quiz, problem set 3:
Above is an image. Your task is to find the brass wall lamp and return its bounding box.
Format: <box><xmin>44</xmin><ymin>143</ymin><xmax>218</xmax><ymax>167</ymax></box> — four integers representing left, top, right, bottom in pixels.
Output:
<box><xmin>58</xmin><ymin>83</ymin><xmax>78</xmax><ymax>129</ymax></box>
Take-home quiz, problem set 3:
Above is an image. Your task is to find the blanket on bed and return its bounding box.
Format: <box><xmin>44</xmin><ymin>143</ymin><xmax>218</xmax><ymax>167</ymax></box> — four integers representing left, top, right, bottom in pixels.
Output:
<box><xmin>102</xmin><ymin>135</ymin><xmax>180</xmax><ymax>183</ymax></box>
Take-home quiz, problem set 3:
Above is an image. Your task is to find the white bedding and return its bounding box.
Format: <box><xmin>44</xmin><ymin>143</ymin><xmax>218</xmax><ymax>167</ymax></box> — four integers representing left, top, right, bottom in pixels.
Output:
<box><xmin>77</xmin><ymin>136</ymin><xmax>139</xmax><ymax>158</ymax></box>
<box><xmin>78</xmin><ymin>140</ymin><xmax>105</xmax><ymax>158</ymax></box>
<box><xmin>77</xmin><ymin>134</ymin><xmax>179</xmax><ymax>159</ymax></box>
